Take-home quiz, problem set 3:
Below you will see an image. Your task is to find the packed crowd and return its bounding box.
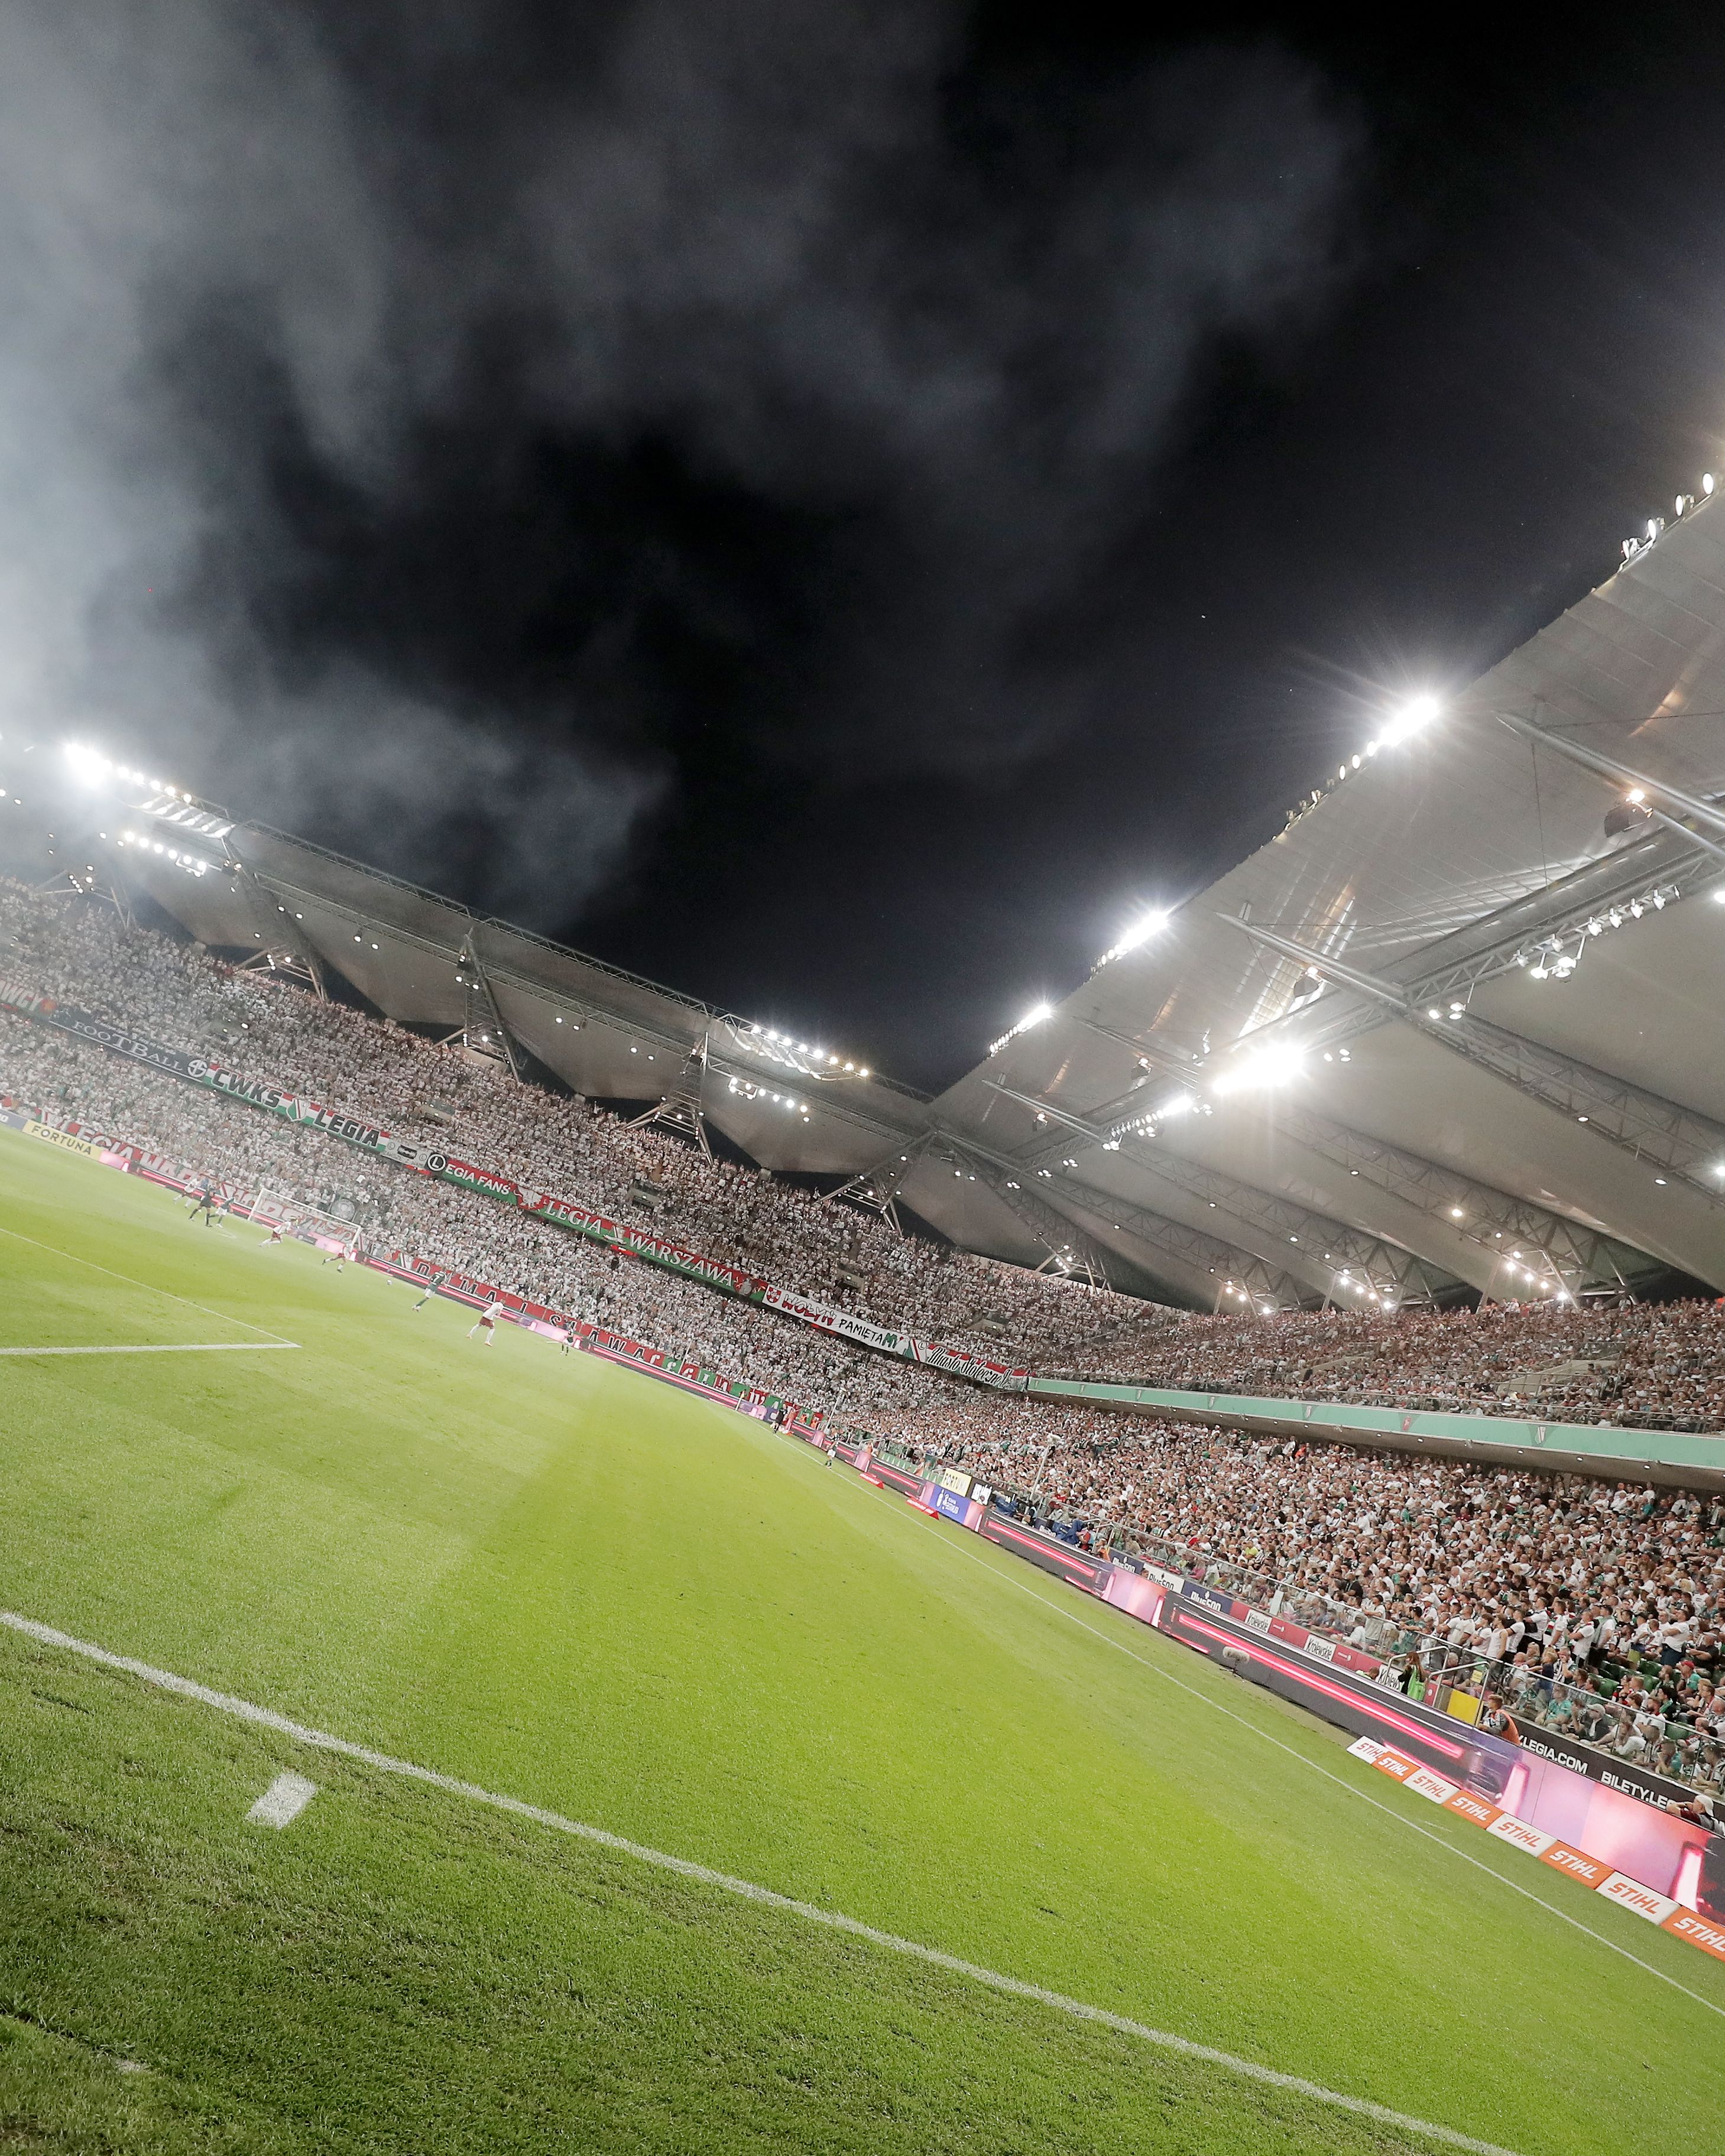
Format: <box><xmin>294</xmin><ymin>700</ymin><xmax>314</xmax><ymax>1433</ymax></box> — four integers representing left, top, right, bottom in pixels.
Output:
<box><xmin>893</xmin><ymin>1407</ymin><xmax>1725</xmax><ymax>1790</ymax></box>
<box><xmin>0</xmin><ymin>884</ymin><xmax>1173</xmax><ymax>1368</ymax></box>
<box><xmin>5</xmin><ymin>883</ymin><xmax>1725</xmax><ymax>1433</ymax></box>
<box><xmin>1094</xmin><ymin>1301</ymin><xmax>1725</xmax><ymax>1432</ymax></box>
<box><xmin>8</xmin><ymin>884</ymin><xmax>1725</xmax><ymax>1788</ymax></box>
<box><xmin>0</xmin><ymin>934</ymin><xmax>975</xmax><ymax>1429</ymax></box>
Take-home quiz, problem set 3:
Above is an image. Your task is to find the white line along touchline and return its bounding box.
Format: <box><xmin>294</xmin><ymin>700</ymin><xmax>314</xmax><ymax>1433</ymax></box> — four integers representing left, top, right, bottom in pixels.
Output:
<box><xmin>0</xmin><ymin>1342</ymin><xmax>300</xmax><ymax>1357</ymax></box>
<box><xmin>0</xmin><ymin>1222</ymin><xmax>295</xmax><ymax>1343</ymax></box>
<box><xmin>0</xmin><ymin>1606</ymin><xmax>1519</xmax><ymax>2156</ymax></box>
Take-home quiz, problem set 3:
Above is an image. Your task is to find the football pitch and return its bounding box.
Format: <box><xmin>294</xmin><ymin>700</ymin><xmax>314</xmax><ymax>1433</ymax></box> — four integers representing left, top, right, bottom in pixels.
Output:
<box><xmin>1</xmin><ymin>1133</ymin><xmax>1721</xmax><ymax>2155</ymax></box>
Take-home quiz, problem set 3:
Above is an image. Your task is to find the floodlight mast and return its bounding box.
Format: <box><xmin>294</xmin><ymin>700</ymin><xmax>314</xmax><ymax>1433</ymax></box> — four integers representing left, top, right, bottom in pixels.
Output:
<box><xmin>822</xmin><ymin>1134</ymin><xmax>931</xmax><ymax>1232</ymax></box>
<box><xmin>456</xmin><ymin>933</ymin><xmax>524</xmax><ymax>1080</ymax></box>
<box><xmin>628</xmin><ymin>1026</ymin><xmax>714</xmax><ymax>1153</ymax></box>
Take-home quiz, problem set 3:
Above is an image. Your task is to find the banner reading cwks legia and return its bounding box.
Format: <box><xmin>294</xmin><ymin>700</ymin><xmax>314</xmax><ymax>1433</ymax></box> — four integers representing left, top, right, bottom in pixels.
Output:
<box><xmin>0</xmin><ymin>978</ymin><xmax>1027</xmax><ymax>1389</ymax></box>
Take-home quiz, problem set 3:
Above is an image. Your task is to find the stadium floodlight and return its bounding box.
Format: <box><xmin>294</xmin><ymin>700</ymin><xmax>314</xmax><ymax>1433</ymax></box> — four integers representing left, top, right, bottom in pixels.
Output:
<box><xmin>1377</xmin><ymin>693</ymin><xmax>1441</xmax><ymax>748</ymax></box>
<box><xmin>987</xmin><ymin>1001</ymin><xmax>1053</xmax><ymax>1057</ymax></box>
<box><xmin>63</xmin><ymin>742</ymin><xmax>112</xmax><ymax>788</ymax></box>
<box><xmin>1211</xmin><ymin>1044</ymin><xmax>1304</xmax><ymax>1096</ymax></box>
<box><xmin>1097</xmin><ymin>908</ymin><xmax>1170</xmax><ymax>967</ymax></box>
<box><xmin>1707</xmin><ymin>473</ymin><xmax>1717</xmax><ymax>496</ymax></box>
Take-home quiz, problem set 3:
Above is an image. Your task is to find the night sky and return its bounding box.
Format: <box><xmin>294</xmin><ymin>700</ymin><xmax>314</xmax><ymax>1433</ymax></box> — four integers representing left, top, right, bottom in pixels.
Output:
<box><xmin>7</xmin><ymin>4</ymin><xmax>1725</xmax><ymax>1090</ymax></box>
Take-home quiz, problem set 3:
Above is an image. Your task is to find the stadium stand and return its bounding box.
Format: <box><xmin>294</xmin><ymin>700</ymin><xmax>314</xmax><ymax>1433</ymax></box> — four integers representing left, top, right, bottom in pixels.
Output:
<box><xmin>0</xmin><ymin>882</ymin><xmax>1179</xmax><ymax>1366</ymax></box>
<box><xmin>1061</xmin><ymin>1300</ymin><xmax>1725</xmax><ymax>1431</ymax></box>
<box><xmin>5</xmin><ymin>879</ymin><xmax>1725</xmax><ymax>1429</ymax></box>
<box><xmin>886</xmin><ymin>1410</ymin><xmax>1725</xmax><ymax>1793</ymax></box>
<box><xmin>3</xmin><ymin>878</ymin><xmax>1724</xmax><ymax>1793</ymax></box>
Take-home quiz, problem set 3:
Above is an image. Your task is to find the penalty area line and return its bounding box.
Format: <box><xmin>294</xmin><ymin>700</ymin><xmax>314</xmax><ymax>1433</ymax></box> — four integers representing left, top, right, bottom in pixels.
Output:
<box><xmin>0</xmin><ymin>1342</ymin><xmax>299</xmax><ymax>1357</ymax></box>
<box><xmin>0</xmin><ymin>1605</ymin><xmax>1518</xmax><ymax>2156</ymax></box>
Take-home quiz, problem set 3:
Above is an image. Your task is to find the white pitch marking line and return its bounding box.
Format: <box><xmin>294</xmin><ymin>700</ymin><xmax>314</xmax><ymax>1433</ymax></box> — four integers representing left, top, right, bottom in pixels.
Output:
<box><xmin>247</xmin><ymin>1771</ymin><xmax>317</xmax><ymax>1828</ymax></box>
<box><xmin>0</xmin><ymin>1607</ymin><xmax>1516</xmax><ymax>2156</ymax></box>
<box><xmin>0</xmin><ymin>1222</ymin><xmax>294</xmax><ymax>1344</ymax></box>
<box><xmin>904</xmin><ymin>1511</ymin><xmax>1725</xmax><ymax>2023</ymax></box>
<box><xmin>0</xmin><ymin>1342</ymin><xmax>300</xmax><ymax>1357</ymax></box>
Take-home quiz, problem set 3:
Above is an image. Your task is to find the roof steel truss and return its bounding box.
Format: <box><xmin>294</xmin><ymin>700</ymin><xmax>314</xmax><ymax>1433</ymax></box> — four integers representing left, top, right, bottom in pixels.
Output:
<box><xmin>1276</xmin><ymin>1106</ymin><xmax>1652</xmax><ymax>1295</ymax></box>
<box><xmin>935</xmin><ymin>1122</ymin><xmax>1302</xmax><ymax>1306</ymax></box>
<box><xmin>987</xmin><ymin>1080</ymin><xmax>1447</xmax><ymax>1306</ymax></box>
<box><xmin>942</xmin><ymin>1141</ymin><xmax>1114</xmax><ymax>1285</ymax></box>
<box><xmin>1230</xmin><ymin>916</ymin><xmax>1725</xmax><ymax>1206</ymax></box>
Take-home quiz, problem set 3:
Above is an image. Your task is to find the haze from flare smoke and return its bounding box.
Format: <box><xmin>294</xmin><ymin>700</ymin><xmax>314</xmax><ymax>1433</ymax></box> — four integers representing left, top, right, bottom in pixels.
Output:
<box><xmin>0</xmin><ymin>1</ymin><xmax>1358</xmax><ymax>924</ymax></box>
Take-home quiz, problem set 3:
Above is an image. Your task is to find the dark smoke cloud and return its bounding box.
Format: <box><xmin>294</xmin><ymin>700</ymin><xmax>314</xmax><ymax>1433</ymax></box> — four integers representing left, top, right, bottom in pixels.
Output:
<box><xmin>0</xmin><ymin>1</ymin><xmax>1357</xmax><ymax>924</ymax></box>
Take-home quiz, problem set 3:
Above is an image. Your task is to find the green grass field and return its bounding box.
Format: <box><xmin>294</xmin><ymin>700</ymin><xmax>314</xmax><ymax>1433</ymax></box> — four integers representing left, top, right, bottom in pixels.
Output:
<box><xmin>1</xmin><ymin>1129</ymin><xmax>1722</xmax><ymax>2155</ymax></box>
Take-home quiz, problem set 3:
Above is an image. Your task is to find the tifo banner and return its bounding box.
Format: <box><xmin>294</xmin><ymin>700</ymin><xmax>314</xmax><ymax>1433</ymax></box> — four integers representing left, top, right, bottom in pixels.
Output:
<box><xmin>440</xmin><ymin>1156</ymin><xmax>520</xmax><ymax>1202</ymax></box>
<box><xmin>528</xmin><ymin>1190</ymin><xmax>766</xmax><ymax>1297</ymax></box>
<box><xmin>761</xmin><ymin>1283</ymin><xmax>913</xmax><ymax>1356</ymax></box>
<box><xmin>761</xmin><ymin>1282</ymin><xmax>1028</xmax><ymax>1389</ymax></box>
<box><xmin>0</xmin><ymin>977</ymin><xmax>1030</xmax><ymax>1392</ymax></box>
<box><xmin>912</xmin><ymin>1339</ymin><xmax>1031</xmax><ymax>1391</ymax></box>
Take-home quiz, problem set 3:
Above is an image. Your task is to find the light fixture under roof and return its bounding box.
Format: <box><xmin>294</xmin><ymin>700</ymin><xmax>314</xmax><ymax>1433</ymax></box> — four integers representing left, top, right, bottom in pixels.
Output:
<box><xmin>987</xmin><ymin>1001</ymin><xmax>1053</xmax><ymax>1057</ymax></box>
<box><xmin>1377</xmin><ymin>693</ymin><xmax>1441</xmax><ymax>748</ymax></box>
<box><xmin>1211</xmin><ymin>1044</ymin><xmax>1305</xmax><ymax>1097</ymax></box>
<box><xmin>1096</xmin><ymin>908</ymin><xmax>1170</xmax><ymax>968</ymax></box>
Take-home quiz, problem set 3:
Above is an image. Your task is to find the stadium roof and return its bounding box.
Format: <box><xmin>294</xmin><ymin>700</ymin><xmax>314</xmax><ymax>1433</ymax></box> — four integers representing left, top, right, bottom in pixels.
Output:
<box><xmin>24</xmin><ymin>482</ymin><xmax>1725</xmax><ymax>1310</ymax></box>
<box><xmin>929</xmin><ymin>485</ymin><xmax>1725</xmax><ymax>1307</ymax></box>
